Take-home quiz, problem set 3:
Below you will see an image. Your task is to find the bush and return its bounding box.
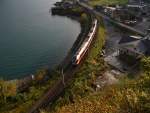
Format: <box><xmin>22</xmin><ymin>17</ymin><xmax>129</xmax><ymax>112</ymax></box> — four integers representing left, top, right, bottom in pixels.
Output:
<box><xmin>141</xmin><ymin>57</ymin><xmax>150</xmax><ymax>73</ymax></box>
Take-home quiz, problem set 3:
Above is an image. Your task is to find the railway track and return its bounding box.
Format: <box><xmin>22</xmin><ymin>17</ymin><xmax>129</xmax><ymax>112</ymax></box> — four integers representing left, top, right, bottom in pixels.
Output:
<box><xmin>28</xmin><ymin>14</ymin><xmax>97</xmax><ymax>113</ymax></box>
<box><xmin>28</xmin><ymin>64</ymin><xmax>77</xmax><ymax>113</ymax></box>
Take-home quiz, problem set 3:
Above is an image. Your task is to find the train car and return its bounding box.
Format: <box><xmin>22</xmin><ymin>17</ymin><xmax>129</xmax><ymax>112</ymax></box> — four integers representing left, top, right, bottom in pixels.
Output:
<box><xmin>72</xmin><ymin>19</ymin><xmax>98</xmax><ymax>65</ymax></box>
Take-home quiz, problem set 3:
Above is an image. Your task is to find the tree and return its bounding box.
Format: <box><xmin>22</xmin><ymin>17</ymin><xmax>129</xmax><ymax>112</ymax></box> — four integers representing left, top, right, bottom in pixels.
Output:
<box><xmin>0</xmin><ymin>79</ymin><xmax>17</xmax><ymax>106</ymax></box>
<box><xmin>80</xmin><ymin>13</ymin><xmax>88</xmax><ymax>23</ymax></box>
<box><xmin>140</xmin><ymin>57</ymin><xmax>150</xmax><ymax>73</ymax></box>
<box><xmin>35</xmin><ymin>68</ymin><xmax>49</xmax><ymax>82</ymax></box>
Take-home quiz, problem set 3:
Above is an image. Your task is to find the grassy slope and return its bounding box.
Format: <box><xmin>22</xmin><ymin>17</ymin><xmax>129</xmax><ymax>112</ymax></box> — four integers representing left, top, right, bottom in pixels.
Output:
<box><xmin>55</xmin><ymin>56</ymin><xmax>150</xmax><ymax>113</ymax></box>
<box><xmin>55</xmin><ymin>72</ymin><xmax>150</xmax><ymax>113</ymax></box>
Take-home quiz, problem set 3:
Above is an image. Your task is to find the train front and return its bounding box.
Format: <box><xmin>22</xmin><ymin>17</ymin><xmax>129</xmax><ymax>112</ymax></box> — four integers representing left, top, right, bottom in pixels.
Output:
<box><xmin>72</xmin><ymin>55</ymin><xmax>80</xmax><ymax>65</ymax></box>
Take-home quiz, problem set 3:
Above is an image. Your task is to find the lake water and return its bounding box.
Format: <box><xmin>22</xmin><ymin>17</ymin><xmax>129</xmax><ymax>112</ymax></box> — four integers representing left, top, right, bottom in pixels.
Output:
<box><xmin>0</xmin><ymin>0</ymin><xmax>80</xmax><ymax>79</ymax></box>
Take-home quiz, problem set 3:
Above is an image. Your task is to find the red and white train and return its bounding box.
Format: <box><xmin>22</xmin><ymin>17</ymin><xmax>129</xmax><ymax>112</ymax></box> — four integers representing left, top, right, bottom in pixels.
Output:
<box><xmin>72</xmin><ymin>19</ymin><xmax>98</xmax><ymax>65</ymax></box>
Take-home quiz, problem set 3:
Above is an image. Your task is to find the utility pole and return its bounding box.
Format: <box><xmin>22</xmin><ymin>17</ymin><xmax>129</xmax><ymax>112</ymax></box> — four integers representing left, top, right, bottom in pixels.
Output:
<box><xmin>61</xmin><ymin>69</ymin><xmax>65</xmax><ymax>86</ymax></box>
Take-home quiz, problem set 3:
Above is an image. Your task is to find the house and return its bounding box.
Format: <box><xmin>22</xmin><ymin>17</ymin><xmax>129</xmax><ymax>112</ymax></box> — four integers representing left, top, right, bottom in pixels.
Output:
<box><xmin>54</xmin><ymin>1</ymin><xmax>76</xmax><ymax>9</ymax></box>
<box><xmin>127</xmin><ymin>0</ymin><xmax>150</xmax><ymax>16</ymax></box>
<box><xmin>95</xmin><ymin>4</ymin><xmax>139</xmax><ymax>24</ymax></box>
<box><xmin>118</xmin><ymin>35</ymin><xmax>150</xmax><ymax>60</ymax></box>
<box><xmin>96</xmin><ymin>5</ymin><xmax>125</xmax><ymax>19</ymax></box>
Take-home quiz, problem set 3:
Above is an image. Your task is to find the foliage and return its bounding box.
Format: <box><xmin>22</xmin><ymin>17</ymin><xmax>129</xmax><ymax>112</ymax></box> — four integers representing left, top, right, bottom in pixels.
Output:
<box><xmin>34</xmin><ymin>68</ymin><xmax>49</xmax><ymax>82</ymax></box>
<box><xmin>0</xmin><ymin>79</ymin><xmax>17</xmax><ymax>109</ymax></box>
<box><xmin>40</xmin><ymin>56</ymin><xmax>150</xmax><ymax>113</ymax></box>
<box><xmin>0</xmin><ymin>69</ymin><xmax>61</xmax><ymax>113</ymax></box>
<box><xmin>80</xmin><ymin>13</ymin><xmax>88</xmax><ymax>22</ymax></box>
<box><xmin>51</xmin><ymin>71</ymin><xmax>150</xmax><ymax>113</ymax></box>
<box><xmin>141</xmin><ymin>57</ymin><xmax>150</xmax><ymax>73</ymax></box>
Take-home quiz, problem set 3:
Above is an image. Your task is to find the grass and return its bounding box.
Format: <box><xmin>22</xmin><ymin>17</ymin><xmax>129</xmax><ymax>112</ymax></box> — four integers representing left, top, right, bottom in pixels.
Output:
<box><xmin>88</xmin><ymin>17</ymin><xmax>105</xmax><ymax>60</ymax></box>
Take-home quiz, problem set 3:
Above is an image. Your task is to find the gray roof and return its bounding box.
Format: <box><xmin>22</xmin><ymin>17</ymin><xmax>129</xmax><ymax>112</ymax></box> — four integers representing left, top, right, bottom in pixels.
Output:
<box><xmin>119</xmin><ymin>35</ymin><xmax>140</xmax><ymax>44</ymax></box>
<box><xmin>119</xmin><ymin>35</ymin><xmax>150</xmax><ymax>55</ymax></box>
<box><xmin>142</xmin><ymin>39</ymin><xmax>150</xmax><ymax>54</ymax></box>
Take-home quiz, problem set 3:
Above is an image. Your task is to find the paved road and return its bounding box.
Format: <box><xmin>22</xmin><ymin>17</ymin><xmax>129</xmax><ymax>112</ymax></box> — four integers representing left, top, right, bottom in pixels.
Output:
<box><xmin>77</xmin><ymin>1</ymin><xmax>147</xmax><ymax>36</ymax></box>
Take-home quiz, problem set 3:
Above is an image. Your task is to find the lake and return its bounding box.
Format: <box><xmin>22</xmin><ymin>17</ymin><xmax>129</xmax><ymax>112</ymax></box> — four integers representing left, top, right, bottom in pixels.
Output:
<box><xmin>0</xmin><ymin>0</ymin><xmax>80</xmax><ymax>79</ymax></box>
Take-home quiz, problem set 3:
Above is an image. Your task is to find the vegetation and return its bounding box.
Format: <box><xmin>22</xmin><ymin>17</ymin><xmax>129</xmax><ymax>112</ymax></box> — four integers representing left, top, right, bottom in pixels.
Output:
<box><xmin>141</xmin><ymin>57</ymin><xmax>150</xmax><ymax>74</ymax></box>
<box><xmin>0</xmin><ymin>69</ymin><xmax>61</xmax><ymax>113</ymax></box>
<box><xmin>0</xmin><ymin>79</ymin><xmax>17</xmax><ymax>107</ymax></box>
<box><xmin>40</xmin><ymin>58</ymin><xmax>150</xmax><ymax>113</ymax></box>
<box><xmin>1</xmin><ymin>0</ymin><xmax>149</xmax><ymax>113</ymax></box>
<box><xmin>0</xmin><ymin>6</ymin><xmax>92</xmax><ymax>113</ymax></box>
<box><xmin>88</xmin><ymin>0</ymin><xmax>128</xmax><ymax>6</ymax></box>
<box><xmin>40</xmin><ymin>9</ymin><xmax>150</xmax><ymax>112</ymax></box>
<box><xmin>35</xmin><ymin>0</ymin><xmax>150</xmax><ymax>113</ymax></box>
<box><xmin>41</xmin><ymin>16</ymin><xmax>107</xmax><ymax>112</ymax></box>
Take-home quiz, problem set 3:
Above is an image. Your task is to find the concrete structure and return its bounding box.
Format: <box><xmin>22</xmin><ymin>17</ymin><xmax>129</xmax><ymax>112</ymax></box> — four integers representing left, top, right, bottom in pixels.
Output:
<box><xmin>118</xmin><ymin>35</ymin><xmax>150</xmax><ymax>59</ymax></box>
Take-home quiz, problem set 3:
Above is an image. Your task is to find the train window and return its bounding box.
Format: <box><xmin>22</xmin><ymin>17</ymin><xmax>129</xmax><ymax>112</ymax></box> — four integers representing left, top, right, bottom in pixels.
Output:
<box><xmin>75</xmin><ymin>59</ymin><xmax>78</xmax><ymax>64</ymax></box>
<box><xmin>72</xmin><ymin>56</ymin><xmax>78</xmax><ymax>65</ymax></box>
<box><xmin>72</xmin><ymin>56</ymin><xmax>76</xmax><ymax>62</ymax></box>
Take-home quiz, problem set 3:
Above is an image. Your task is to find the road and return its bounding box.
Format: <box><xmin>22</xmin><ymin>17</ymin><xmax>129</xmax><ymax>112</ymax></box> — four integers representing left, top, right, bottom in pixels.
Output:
<box><xmin>77</xmin><ymin>1</ymin><xmax>147</xmax><ymax>36</ymax></box>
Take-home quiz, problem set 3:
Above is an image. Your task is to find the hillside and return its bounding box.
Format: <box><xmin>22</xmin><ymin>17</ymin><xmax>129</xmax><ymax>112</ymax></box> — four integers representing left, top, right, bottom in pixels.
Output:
<box><xmin>0</xmin><ymin>0</ymin><xmax>149</xmax><ymax>113</ymax></box>
<box><xmin>42</xmin><ymin>57</ymin><xmax>150</xmax><ymax>113</ymax></box>
<box><xmin>41</xmin><ymin>0</ymin><xmax>150</xmax><ymax>112</ymax></box>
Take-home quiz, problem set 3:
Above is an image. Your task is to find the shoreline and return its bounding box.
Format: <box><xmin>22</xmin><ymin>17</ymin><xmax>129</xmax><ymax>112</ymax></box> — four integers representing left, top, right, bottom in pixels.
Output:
<box><xmin>5</xmin><ymin>3</ymin><xmax>92</xmax><ymax>93</ymax></box>
<box><xmin>1</xmin><ymin>7</ymin><xmax>81</xmax><ymax>82</ymax></box>
<box><xmin>0</xmin><ymin>0</ymin><xmax>81</xmax><ymax>81</ymax></box>
<box><xmin>0</xmin><ymin>1</ymin><xmax>106</xmax><ymax>112</ymax></box>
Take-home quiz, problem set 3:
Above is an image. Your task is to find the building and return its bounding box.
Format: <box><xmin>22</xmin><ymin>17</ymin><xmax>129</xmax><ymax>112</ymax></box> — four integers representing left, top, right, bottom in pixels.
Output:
<box><xmin>95</xmin><ymin>4</ymin><xmax>139</xmax><ymax>24</ymax></box>
<box><xmin>54</xmin><ymin>1</ymin><xmax>76</xmax><ymax>9</ymax></box>
<box><xmin>127</xmin><ymin>0</ymin><xmax>150</xmax><ymax>16</ymax></box>
<box><xmin>118</xmin><ymin>35</ymin><xmax>150</xmax><ymax>60</ymax></box>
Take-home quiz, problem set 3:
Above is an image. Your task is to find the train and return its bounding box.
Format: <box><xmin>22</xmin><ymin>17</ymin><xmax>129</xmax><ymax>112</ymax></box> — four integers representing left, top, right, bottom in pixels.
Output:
<box><xmin>72</xmin><ymin>19</ymin><xmax>98</xmax><ymax>65</ymax></box>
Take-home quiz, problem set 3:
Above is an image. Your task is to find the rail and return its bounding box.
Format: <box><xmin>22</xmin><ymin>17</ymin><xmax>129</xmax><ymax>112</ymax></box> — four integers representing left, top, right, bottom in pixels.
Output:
<box><xmin>28</xmin><ymin>14</ymin><xmax>97</xmax><ymax>113</ymax></box>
